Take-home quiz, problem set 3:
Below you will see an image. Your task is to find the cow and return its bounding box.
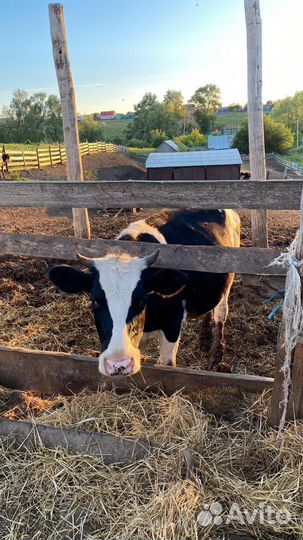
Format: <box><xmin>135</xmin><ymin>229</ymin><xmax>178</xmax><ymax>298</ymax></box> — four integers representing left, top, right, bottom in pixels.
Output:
<box><xmin>48</xmin><ymin>209</ymin><xmax>240</xmax><ymax>377</ymax></box>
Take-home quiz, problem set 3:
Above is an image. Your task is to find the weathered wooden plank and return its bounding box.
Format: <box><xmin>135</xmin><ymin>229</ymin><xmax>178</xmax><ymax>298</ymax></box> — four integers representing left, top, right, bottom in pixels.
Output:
<box><xmin>0</xmin><ymin>345</ymin><xmax>274</xmax><ymax>395</ymax></box>
<box><xmin>0</xmin><ymin>418</ymin><xmax>157</xmax><ymax>463</ymax></box>
<box><xmin>245</xmin><ymin>0</ymin><xmax>268</xmax><ymax>248</ymax></box>
<box><xmin>1</xmin><ymin>180</ymin><xmax>302</xmax><ymax>209</ymax></box>
<box><xmin>0</xmin><ymin>232</ymin><xmax>286</xmax><ymax>275</ymax></box>
<box><xmin>49</xmin><ymin>3</ymin><xmax>91</xmax><ymax>239</ymax></box>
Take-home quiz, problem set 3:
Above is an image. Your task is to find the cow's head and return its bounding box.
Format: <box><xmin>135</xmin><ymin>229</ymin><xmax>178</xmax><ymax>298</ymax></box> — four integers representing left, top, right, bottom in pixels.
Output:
<box><xmin>48</xmin><ymin>251</ymin><xmax>187</xmax><ymax>377</ymax></box>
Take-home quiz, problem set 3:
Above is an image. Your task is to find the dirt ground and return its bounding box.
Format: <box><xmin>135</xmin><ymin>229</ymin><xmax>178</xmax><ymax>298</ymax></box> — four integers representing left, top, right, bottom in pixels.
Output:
<box><xmin>9</xmin><ymin>151</ymin><xmax>147</xmax><ymax>181</ymax></box>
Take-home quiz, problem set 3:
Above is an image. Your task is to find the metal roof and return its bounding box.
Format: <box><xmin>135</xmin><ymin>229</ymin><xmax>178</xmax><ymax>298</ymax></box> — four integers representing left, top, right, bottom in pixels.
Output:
<box><xmin>164</xmin><ymin>140</ymin><xmax>179</xmax><ymax>151</ymax></box>
<box><xmin>146</xmin><ymin>149</ymin><xmax>242</xmax><ymax>168</ymax></box>
<box><xmin>208</xmin><ymin>135</ymin><xmax>234</xmax><ymax>150</ymax></box>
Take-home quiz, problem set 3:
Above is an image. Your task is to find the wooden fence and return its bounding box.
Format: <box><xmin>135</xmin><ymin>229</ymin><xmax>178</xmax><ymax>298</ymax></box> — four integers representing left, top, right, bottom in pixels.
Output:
<box><xmin>3</xmin><ymin>141</ymin><xmax>121</xmax><ymax>172</ymax></box>
<box><xmin>1</xmin><ymin>177</ymin><xmax>303</xmax><ymax>423</ymax></box>
<box><xmin>272</xmin><ymin>152</ymin><xmax>303</xmax><ymax>176</ymax></box>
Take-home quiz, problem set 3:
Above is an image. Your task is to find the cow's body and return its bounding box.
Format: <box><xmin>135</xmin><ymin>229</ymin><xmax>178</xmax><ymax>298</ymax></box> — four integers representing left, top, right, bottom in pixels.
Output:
<box><xmin>49</xmin><ymin>209</ymin><xmax>240</xmax><ymax>376</ymax></box>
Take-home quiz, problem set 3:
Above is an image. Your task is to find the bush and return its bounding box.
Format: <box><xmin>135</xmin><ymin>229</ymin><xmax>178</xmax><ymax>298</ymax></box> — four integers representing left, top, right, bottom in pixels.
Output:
<box><xmin>175</xmin><ymin>128</ymin><xmax>207</xmax><ymax>148</ymax></box>
<box><xmin>79</xmin><ymin>116</ymin><xmax>104</xmax><ymax>142</ymax></box>
<box><xmin>149</xmin><ymin>129</ymin><xmax>167</xmax><ymax>147</ymax></box>
<box><xmin>233</xmin><ymin>115</ymin><xmax>295</xmax><ymax>154</ymax></box>
<box><xmin>128</xmin><ymin>138</ymin><xmax>145</xmax><ymax>148</ymax></box>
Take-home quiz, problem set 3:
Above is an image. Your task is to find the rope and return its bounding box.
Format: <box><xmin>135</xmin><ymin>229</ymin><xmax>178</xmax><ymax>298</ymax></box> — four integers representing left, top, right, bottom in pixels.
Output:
<box><xmin>268</xmin><ymin>230</ymin><xmax>303</xmax><ymax>435</ymax></box>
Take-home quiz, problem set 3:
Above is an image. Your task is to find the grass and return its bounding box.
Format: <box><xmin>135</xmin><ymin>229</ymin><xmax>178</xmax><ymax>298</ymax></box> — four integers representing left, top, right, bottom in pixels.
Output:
<box><xmin>214</xmin><ymin>111</ymin><xmax>247</xmax><ymax>128</ymax></box>
<box><xmin>102</xmin><ymin>119</ymin><xmax>131</xmax><ymax>138</ymax></box>
<box><xmin>283</xmin><ymin>145</ymin><xmax>303</xmax><ymax>167</ymax></box>
<box><xmin>127</xmin><ymin>147</ymin><xmax>155</xmax><ymax>153</ymax></box>
<box><xmin>2</xmin><ymin>143</ymin><xmax>49</xmax><ymax>151</ymax></box>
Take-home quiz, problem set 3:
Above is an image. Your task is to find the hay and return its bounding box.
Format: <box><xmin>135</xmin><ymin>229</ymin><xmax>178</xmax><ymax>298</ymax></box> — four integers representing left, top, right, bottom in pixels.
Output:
<box><xmin>1</xmin><ymin>387</ymin><xmax>303</xmax><ymax>539</ymax></box>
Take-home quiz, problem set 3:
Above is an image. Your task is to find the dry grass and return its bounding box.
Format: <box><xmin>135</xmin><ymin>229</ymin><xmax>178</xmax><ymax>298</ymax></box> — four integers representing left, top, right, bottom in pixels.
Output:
<box><xmin>0</xmin><ymin>387</ymin><xmax>303</xmax><ymax>539</ymax></box>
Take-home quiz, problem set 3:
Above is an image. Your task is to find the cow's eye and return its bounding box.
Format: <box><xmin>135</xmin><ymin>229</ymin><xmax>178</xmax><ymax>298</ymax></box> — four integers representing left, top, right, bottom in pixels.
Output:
<box><xmin>91</xmin><ymin>298</ymin><xmax>105</xmax><ymax>309</ymax></box>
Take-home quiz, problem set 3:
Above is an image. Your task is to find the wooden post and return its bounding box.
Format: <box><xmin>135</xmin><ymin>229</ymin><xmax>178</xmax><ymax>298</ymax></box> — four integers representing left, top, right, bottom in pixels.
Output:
<box><xmin>269</xmin><ymin>190</ymin><xmax>303</xmax><ymax>426</ymax></box>
<box><xmin>244</xmin><ymin>0</ymin><xmax>268</xmax><ymax>248</ymax></box>
<box><xmin>58</xmin><ymin>142</ymin><xmax>63</xmax><ymax>164</ymax></box>
<box><xmin>36</xmin><ymin>146</ymin><xmax>40</xmax><ymax>168</ymax></box>
<box><xmin>22</xmin><ymin>150</ymin><xmax>26</xmax><ymax>168</ymax></box>
<box><xmin>48</xmin><ymin>3</ymin><xmax>90</xmax><ymax>239</ymax></box>
<box><xmin>48</xmin><ymin>144</ymin><xmax>53</xmax><ymax>166</ymax></box>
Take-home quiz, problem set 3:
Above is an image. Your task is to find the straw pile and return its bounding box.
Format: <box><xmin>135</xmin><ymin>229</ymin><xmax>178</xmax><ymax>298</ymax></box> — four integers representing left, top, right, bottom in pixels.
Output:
<box><xmin>0</xmin><ymin>387</ymin><xmax>303</xmax><ymax>539</ymax></box>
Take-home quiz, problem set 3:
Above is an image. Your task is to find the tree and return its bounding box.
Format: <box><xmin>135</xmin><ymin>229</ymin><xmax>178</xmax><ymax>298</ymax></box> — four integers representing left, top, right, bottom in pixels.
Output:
<box><xmin>272</xmin><ymin>91</ymin><xmax>303</xmax><ymax>136</ymax></box>
<box><xmin>78</xmin><ymin>116</ymin><xmax>104</xmax><ymax>142</ymax></box>
<box><xmin>125</xmin><ymin>93</ymin><xmax>181</xmax><ymax>144</ymax></box>
<box><xmin>144</xmin><ymin>102</ymin><xmax>179</xmax><ymax>142</ymax></box>
<box><xmin>0</xmin><ymin>89</ymin><xmax>63</xmax><ymax>143</ymax></box>
<box><xmin>127</xmin><ymin>92</ymin><xmax>158</xmax><ymax>141</ymax></box>
<box><xmin>233</xmin><ymin>115</ymin><xmax>295</xmax><ymax>154</ymax></box>
<box><xmin>44</xmin><ymin>95</ymin><xmax>63</xmax><ymax>142</ymax></box>
<box><xmin>163</xmin><ymin>90</ymin><xmax>186</xmax><ymax>118</ymax></box>
<box><xmin>228</xmin><ymin>103</ymin><xmax>242</xmax><ymax>111</ymax></box>
<box><xmin>191</xmin><ymin>84</ymin><xmax>222</xmax><ymax>132</ymax></box>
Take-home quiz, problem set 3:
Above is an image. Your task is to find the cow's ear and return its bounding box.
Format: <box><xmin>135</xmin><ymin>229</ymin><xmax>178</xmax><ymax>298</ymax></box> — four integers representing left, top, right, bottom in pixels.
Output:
<box><xmin>144</xmin><ymin>269</ymin><xmax>188</xmax><ymax>298</ymax></box>
<box><xmin>48</xmin><ymin>265</ymin><xmax>93</xmax><ymax>294</ymax></box>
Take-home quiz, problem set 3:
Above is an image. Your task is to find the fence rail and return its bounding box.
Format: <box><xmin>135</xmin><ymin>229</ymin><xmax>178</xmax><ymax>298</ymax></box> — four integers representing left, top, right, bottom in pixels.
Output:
<box><xmin>0</xmin><ymin>232</ymin><xmax>286</xmax><ymax>275</ymax></box>
<box><xmin>3</xmin><ymin>141</ymin><xmax>123</xmax><ymax>172</ymax></box>
<box><xmin>272</xmin><ymin>152</ymin><xmax>303</xmax><ymax>176</ymax></box>
<box><xmin>1</xmin><ymin>179</ymin><xmax>303</xmax><ymax>209</ymax></box>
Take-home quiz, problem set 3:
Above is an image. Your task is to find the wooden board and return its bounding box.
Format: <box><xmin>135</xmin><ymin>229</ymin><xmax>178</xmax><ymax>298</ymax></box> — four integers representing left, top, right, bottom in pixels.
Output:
<box><xmin>0</xmin><ymin>417</ymin><xmax>157</xmax><ymax>463</ymax></box>
<box><xmin>0</xmin><ymin>232</ymin><xmax>286</xmax><ymax>275</ymax></box>
<box><xmin>1</xmin><ymin>180</ymin><xmax>303</xmax><ymax>209</ymax></box>
<box><xmin>0</xmin><ymin>345</ymin><xmax>274</xmax><ymax>395</ymax></box>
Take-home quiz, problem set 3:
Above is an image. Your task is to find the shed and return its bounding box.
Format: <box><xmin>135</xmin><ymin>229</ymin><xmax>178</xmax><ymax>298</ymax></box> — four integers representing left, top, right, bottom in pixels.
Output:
<box><xmin>146</xmin><ymin>149</ymin><xmax>242</xmax><ymax>181</ymax></box>
<box><xmin>208</xmin><ymin>135</ymin><xmax>234</xmax><ymax>150</ymax></box>
<box><xmin>156</xmin><ymin>140</ymin><xmax>180</xmax><ymax>153</ymax></box>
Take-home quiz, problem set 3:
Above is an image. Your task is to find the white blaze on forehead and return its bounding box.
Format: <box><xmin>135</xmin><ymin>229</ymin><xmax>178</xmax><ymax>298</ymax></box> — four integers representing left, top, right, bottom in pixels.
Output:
<box><xmin>93</xmin><ymin>253</ymin><xmax>146</xmax><ymax>357</ymax></box>
<box><xmin>116</xmin><ymin>219</ymin><xmax>167</xmax><ymax>244</ymax></box>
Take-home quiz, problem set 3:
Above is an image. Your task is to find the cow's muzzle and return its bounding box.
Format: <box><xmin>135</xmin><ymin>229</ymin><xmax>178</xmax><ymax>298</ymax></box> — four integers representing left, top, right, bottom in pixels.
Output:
<box><xmin>104</xmin><ymin>357</ymin><xmax>135</xmax><ymax>376</ymax></box>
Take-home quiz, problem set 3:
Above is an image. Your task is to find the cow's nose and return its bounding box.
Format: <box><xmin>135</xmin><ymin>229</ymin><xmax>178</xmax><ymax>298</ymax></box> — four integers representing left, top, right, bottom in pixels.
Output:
<box><xmin>104</xmin><ymin>357</ymin><xmax>134</xmax><ymax>376</ymax></box>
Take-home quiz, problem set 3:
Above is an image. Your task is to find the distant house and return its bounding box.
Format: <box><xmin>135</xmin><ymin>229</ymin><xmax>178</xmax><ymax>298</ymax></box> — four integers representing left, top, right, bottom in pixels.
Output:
<box><xmin>217</xmin><ymin>107</ymin><xmax>231</xmax><ymax>115</ymax></box>
<box><xmin>223</xmin><ymin>124</ymin><xmax>240</xmax><ymax>135</ymax></box>
<box><xmin>208</xmin><ymin>135</ymin><xmax>234</xmax><ymax>150</ymax></box>
<box><xmin>115</xmin><ymin>112</ymin><xmax>135</xmax><ymax>120</ymax></box>
<box><xmin>157</xmin><ymin>140</ymin><xmax>180</xmax><ymax>153</ymax></box>
<box><xmin>146</xmin><ymin>148</ymin><xmax>242</xmax><ymax>181</ymax></box>
<box><xmin>100</xmin><ymin>111</ymin><xmax>116</xmax><ymax>120</ymax></box>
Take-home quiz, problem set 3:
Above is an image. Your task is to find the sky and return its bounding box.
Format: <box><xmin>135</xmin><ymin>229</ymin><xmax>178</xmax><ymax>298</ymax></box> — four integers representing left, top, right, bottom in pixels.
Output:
<box><xmin>0</xmin><ymin>0</ymin><xmax>302</xmax><ymax>114</ymax></box>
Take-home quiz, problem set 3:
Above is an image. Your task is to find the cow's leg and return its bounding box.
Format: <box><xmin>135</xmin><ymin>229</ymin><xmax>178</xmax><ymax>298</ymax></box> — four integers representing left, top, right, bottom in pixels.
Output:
<box><xmin>199</xmin><ymin>311</ymin><xmax>213</xmax><ymax>352</ymax></box>
<box><xmin>208</xmin><ymin>274</ymin><xmax>234</xmax><ymax>373</ymax></box>
<box><xmin>158</xmin><ymin>331</ymin><xmax>181</xmax><ymax>367</ymax></box>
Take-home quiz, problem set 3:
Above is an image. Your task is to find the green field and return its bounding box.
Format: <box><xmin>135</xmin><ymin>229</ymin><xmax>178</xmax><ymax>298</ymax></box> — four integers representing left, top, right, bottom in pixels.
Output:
<box><xmin>283</xmin><ymin>146</ymin><xmax>303</xmax><ymax>167</ymax></box>
<box><xmin>214</xmin><ymin>111</ymin><xmax>247</xmax><ymax>128</ymax></box>
<box><xmin>102</xmin><ymin>119</ymin><xmax>131</xmax><ymax>138</ymax></box>
<box><xmin>2</xmin><ymin>143</ymin><xmax>49</xmax><ymax>151</ymax></box>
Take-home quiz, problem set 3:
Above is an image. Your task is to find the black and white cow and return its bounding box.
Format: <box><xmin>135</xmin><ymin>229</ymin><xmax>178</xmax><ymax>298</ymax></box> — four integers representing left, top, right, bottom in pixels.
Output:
<box><xmin>49</xmin><ymin>209</ymin><xmax>240</xmax><ymax>377</ymax></box>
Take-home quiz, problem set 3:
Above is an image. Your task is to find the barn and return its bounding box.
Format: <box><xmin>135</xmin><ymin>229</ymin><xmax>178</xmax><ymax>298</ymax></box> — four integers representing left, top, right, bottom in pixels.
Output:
<box><xmin>208</xmin><ymin>134</ymin><xmax>234</xmax><ymax>150</ymax></box>
<box><xmin>156</xmin><ymin>140</ymin><xmax>181</xmax><ymax>153</ymax></box>
<box><xmin>146</xmin><ymin>148</ymin><xmax>242</xmax><ymax>180</ymax></box>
